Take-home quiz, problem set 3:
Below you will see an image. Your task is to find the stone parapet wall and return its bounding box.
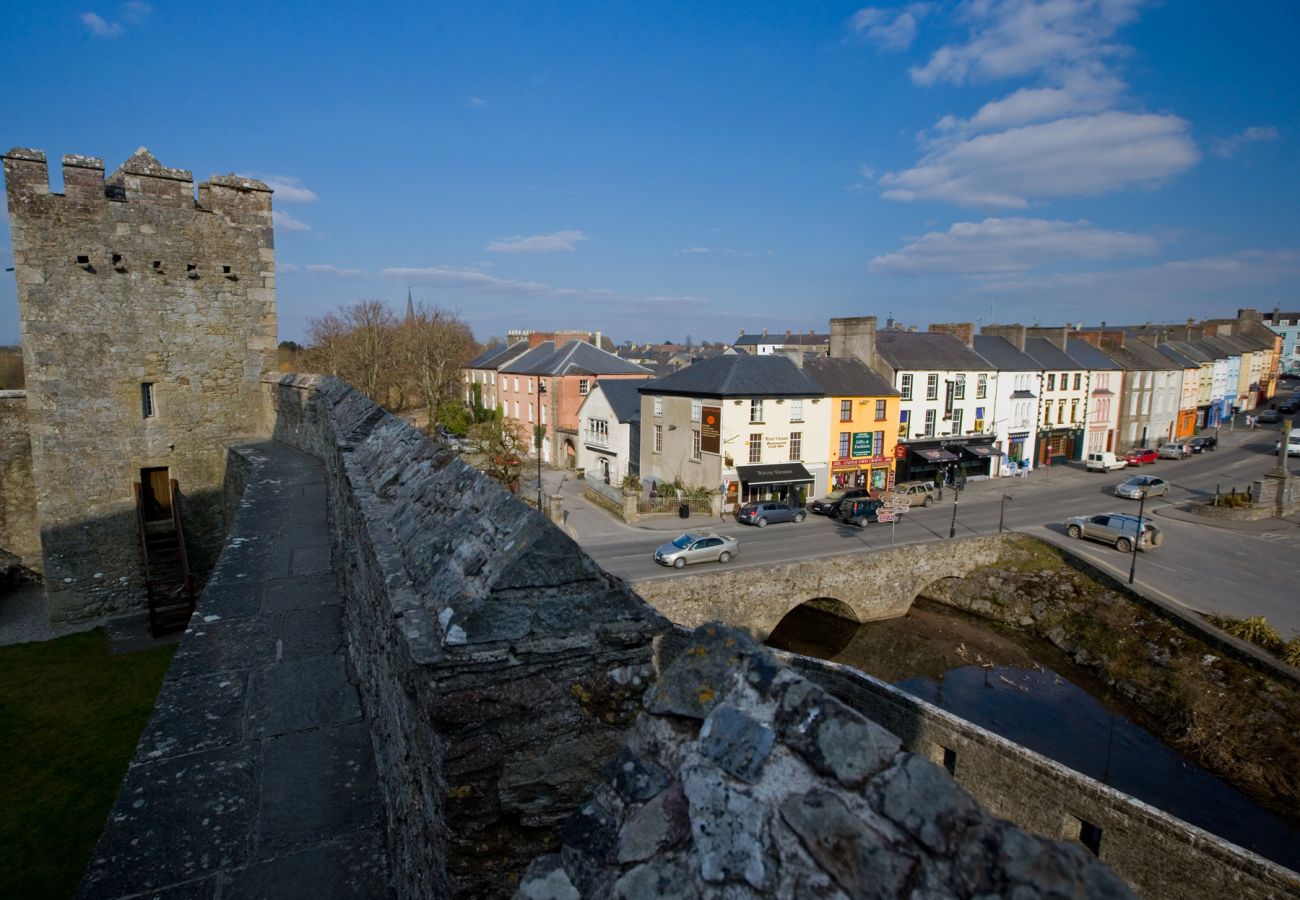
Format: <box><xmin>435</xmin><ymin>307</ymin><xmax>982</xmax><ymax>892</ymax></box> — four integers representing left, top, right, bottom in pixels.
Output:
<box><xmin>516</xmin><ymin>626</ymin><xmax>1134</xmax><ymax>899</ymax></box>
<box><xmin>0</xmin><ymin>390</ymin><xmax>39</xmax><ymax>573</ymax></box>
<box><xmin>264</xmin><ymin>374</ymin><xmax>669</xmax><ymax>898</ymax></box>
<box><xmin>786</xmin><ymin>653</ymin><xmax>1300</xmax><ymax>900</ymax></box>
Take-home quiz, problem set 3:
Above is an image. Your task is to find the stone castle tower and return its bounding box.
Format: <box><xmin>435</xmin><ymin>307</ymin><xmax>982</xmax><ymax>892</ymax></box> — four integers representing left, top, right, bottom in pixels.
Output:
<box><xmin>1</xmin><ymin>147</ymin><xmax>277</xmax><ymax>622</ymax></box>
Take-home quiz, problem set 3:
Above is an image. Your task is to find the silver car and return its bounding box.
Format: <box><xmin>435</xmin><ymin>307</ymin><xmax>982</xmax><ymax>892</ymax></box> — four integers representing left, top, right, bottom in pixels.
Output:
<box><xmin>1157</xmin><ymin>442</ymin><xmax>1190</xmax><ymax>459</ymax></box>
<box><xmin>1115</xmin><ymin>475</ymin><xmax>1168</xmax><ymax>499</ymax></box>
<box><xmin>1065</xmin><ymin>513</ymin><xmax>1162</xmax><ymax>552</ymax></box>
<box><xmin>653</xmin><ymin>533</ymin><xmax>739</xmax><ymax>569</ymax></box>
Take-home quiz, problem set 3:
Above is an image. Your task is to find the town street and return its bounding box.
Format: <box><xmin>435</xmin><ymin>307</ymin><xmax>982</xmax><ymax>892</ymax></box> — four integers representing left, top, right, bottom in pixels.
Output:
<box><xmin>554</xmin><ymin>424</ymin><xmax>1300</xmax><ymax>639</ymax></box>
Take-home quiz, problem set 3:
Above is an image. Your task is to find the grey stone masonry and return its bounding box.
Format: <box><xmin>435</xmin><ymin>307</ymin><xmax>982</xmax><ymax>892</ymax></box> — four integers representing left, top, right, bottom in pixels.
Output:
<box><xmin>79</xmin><ymin>441</ymin><xmax>390</xmax><ymax>899</ymax></box>
<box><xmin>1</xmin><ymin>147</ymin><xmax>277</xmax><ymax>622</ymax></box>
<box><xmin>0</xmin><ymin>390</ymin><xmax>39</xmax><ymax>574</ymax></box>
<box><xmin>266</xmin><ymin>375</ymin><xmax>671</xmax><ymax>898</ymax></box>
<box><xmin>516</xmin><ymin>625</ymin><xmax>1134</xmax><ymax>899</ymax></box>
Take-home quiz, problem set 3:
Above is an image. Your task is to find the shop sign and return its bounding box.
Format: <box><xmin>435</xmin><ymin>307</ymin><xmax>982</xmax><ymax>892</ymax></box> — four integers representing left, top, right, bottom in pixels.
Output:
<box><xmin>894</xmin><ymin>443</ymin><xmax>907</xmax><ymax>459</ymax></box>
<box><xmin>701</xmin><ymin>406</ymin><xmax>721</xmax><ymax>454</ymax></box>
<box><xmin>832</xmin><ymin>458</ymin><xmax>869</xmax><ymax>471</ymax></box>
<box><xmin>851</xmin><ymin>432</ymin><xmax>873</xmax><ymax>456</ymax></box>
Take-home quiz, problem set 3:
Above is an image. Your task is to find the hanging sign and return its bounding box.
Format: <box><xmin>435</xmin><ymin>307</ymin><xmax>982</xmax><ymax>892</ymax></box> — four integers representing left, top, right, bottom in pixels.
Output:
<box><xmin>701</xmin><ymin>406</ymin><xmax>721</xmax><ymax>454</ymax></box>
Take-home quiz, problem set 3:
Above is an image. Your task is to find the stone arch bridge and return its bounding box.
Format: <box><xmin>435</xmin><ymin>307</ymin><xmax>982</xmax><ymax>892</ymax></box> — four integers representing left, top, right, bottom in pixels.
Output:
<box><xmin>631</xmin><ymin>533</ymin><xmax>1011</xmax><ymax>639</ymax></box>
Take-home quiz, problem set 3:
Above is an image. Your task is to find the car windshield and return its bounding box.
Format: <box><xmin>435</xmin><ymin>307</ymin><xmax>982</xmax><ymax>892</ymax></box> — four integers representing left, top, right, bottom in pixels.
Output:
<box><xmin>1122</xmin><ymin>477</ymin><xmax>1144</xmax><ymax>486</ymax></box>
<box><xmin>823</xmin><ymin>490</ymin><xmax>846</xmax><ymax>501</ymax></box>
<box><xmin>671</xmin><ymin>534</ymin><xmax>696</xmax><ymax>549</ymax></box>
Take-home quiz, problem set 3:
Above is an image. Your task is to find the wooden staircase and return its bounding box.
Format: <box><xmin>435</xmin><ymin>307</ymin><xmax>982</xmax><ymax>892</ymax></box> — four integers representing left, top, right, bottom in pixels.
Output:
<box><xmin>136</xmin><ymin>478</ymin><xmax>197</xmax><ymax>636</ymax></box>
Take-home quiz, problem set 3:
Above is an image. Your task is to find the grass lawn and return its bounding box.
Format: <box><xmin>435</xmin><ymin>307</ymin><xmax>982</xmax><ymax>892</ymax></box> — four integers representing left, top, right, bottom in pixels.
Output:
<box><xmin>0</xmin><ymin>629</ymin><xmax>176</xmax><ymax>899</ymax></box>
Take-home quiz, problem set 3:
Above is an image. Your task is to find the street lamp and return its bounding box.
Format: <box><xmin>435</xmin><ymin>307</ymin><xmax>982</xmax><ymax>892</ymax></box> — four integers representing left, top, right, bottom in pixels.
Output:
<box><xmin>1127</xmin><ymin>486</ymin><xmax>1147</xmax><ymax>585</ymax></box>
<box><xmin>535</xmin><ymin>381</ymin><xmax>547</xmax><ymax>509</ymax></box>
<box><xmin>949</xmin><ymin>484</ymin><xmax>961</xmax><ymax>539</ymax></box>
<box><xmin>999</xmin><ymin>494</ymin><xmax>1014</xmax><ymax>533</ymax></box>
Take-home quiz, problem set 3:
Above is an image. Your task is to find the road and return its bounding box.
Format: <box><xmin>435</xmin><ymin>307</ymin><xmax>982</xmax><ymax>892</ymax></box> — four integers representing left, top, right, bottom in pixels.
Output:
<box><xmin>564</xmin><ymin>425</ymin><xmax>1300</xmax><ymax>638</ymax></box>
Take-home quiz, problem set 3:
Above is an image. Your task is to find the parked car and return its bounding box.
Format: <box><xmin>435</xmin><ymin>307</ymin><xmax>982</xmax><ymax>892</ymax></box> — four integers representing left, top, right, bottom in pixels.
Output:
<box><xmin>1065</xmin><ymin>513</ymin><xmax>1163</xmax><ymax>553</ymax></box>
<box><xmin>653</xmin><ymin>533</ymin><xmax>739</xmax><ymax>568</ymax></box>
<box><xmin>735</xmin><ymin>501</ymin><xmax>806</xmax><ymax>527</ymax></box>
<box><xmin>1277</xmin><ymin>400</ymin><xmax>1298</xmax><ymax>415</ymax></box>
<box><xmin>1188</xmin><ymin>436</ymin><xmax>1216</xmax><ymax>453</ymax></box>
<box><xmin>1257</xmin><ymin>409</ymin><xmax>1282</xmax><ymax>424</ymax></box>
<box><xmin>1115</xmin><ymin>475</ymin><xmax>1168</xmax><ymax>499</ymax></box>
<box><xmin>1122</xmin><ymin>447</ymin><xmax>1159</xmax><ymax>466</ymax></box>
<box><xmin>1085</xmin><ymin>451</ymin><xmax>1127</xmax><ymax>472</ymax></box>
<box><xmin>1288</xmin><ymin>428</ymin><xmax>1300</xmax><ymax>457</ymax></box>
<box><xmin>892</xmin><ymin>480</ymin><xmax>938</xmax><ymax>507</ymax></box>
<box><xmin>810</xmin><ymin>487</ymin><xmax>869</xmax><ymax>517</ymax></box>
<box><xmin>1157</xmin><ymin>442</ymin><xmax>1191</xmax><ymax>460</ymax></box>
<box><xmin>836</xmin><ymin>497</ymin><xmax>886</xmax><ymax>527</ymax></box>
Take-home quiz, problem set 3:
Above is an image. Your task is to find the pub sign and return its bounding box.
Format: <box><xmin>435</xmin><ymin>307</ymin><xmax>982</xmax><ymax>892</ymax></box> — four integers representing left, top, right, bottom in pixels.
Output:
<box><xmin>701</xmin><ymin>406</ymin><xmax>722</xmax><ymax>454</ymax></box>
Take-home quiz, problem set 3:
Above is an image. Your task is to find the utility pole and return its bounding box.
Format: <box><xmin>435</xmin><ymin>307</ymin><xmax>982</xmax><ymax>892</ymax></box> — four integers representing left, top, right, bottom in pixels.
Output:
<box><xmin>999</xmin><ymin>494</ymin><xmax>1013</xmax><ymax>533</ymax></box>
<box><xmin>949</xmin><ymin>486</ymin><xmax>960</xmax><ymax>539</ymax></box>
<box><xmin>1128</xmin><ymin>486</ymin><xmax>1147</xmax><ymax>585</ymax></box>
<box><xmin>535</xmin><ymin>381</ymin><xmax>547</xmax><ymax>510</ymax></box>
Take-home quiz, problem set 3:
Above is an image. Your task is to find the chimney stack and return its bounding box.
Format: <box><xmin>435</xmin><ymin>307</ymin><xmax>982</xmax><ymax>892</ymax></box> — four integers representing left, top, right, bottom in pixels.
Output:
<box><xmin>829</xmin><ymin>316</ymin><xmax>878</xmax><ymax>369</ymax></box>
<box><xmin>928</xmin><ymin>322</ymin><xmax>974</xmax><ymax>347</ymax></box>
<box><xmin>981</xmin><ymin>324</ymin><xmax>1027</xmax><ymax>352</ymax></box>
<box><xmin>1026</xmin><ymin>326</ymin><xmax>1068</xmax><ymax>350</ymax></box>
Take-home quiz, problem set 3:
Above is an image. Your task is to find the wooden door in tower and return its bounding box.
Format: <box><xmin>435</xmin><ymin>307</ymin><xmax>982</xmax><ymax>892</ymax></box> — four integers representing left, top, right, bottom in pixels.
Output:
<box><xmin>140</xmin><ymin>467</ymin><xmax>172</xmax><ymax>521</ymax></box>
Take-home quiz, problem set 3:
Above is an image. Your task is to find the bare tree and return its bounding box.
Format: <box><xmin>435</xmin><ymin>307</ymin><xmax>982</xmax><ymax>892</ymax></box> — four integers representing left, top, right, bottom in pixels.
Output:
<box><xmin>305</xmin><ymin>301</ymin><xmax>397</xmax><ymax>404</ymax></box>
<box><xmin>467</xmin><ymin>417</ymin><xmax>529</xmax><ymax>492</ymax></box>
<box><xmin>394</xmin><ymin>303</ymin><xmax>476</xmax><ymax>431</ymax></box>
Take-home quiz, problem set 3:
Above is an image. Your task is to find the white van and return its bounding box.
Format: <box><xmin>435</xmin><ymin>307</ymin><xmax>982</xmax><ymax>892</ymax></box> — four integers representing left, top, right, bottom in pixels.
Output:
<box><xmin>1086</xmin><ymin>451</ymin><xmax>1128</xmax><ymax>472</ymax></box>
<box><xmin>1289</xmin><ymin>428</ymin><xmax>1300</xmax><ymax>457</ymax></box>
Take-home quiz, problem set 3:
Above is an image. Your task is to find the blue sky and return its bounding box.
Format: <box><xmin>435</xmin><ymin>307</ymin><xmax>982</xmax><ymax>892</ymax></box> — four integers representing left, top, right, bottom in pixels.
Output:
<box><xmin>2</xmin><ymin>1</ymin><xmax>1298</xmax><ymax>346</ymax></box>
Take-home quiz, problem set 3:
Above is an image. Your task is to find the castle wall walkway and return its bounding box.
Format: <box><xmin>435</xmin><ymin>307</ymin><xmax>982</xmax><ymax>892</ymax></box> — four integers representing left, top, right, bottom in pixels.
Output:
<box><xmin>79</xmin><ymin>440</ymin><xmax>390</xmax><ymax>899</ymax></box>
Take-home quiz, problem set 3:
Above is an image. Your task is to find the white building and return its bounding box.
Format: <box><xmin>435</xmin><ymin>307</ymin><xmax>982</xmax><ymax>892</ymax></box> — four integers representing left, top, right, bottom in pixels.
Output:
<box><xmin>575</xmin><ymin>377</ymin><xmax>653</xmax><ymax>486</ymax></box>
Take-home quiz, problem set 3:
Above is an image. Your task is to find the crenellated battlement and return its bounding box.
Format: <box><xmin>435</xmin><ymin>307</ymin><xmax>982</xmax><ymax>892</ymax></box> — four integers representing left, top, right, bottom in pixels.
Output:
<box><xmin>2</xmin><ymin>146</ymin><xmax>271</xmax><ymax>215</ymax></box>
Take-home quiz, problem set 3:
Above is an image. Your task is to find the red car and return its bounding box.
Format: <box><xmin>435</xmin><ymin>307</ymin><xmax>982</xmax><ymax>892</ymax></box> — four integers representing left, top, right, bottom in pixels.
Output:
<box><xmin>1122</xmin><ymin>447</ymin><xmax>1159</xmax><ymax>466</ymax></box>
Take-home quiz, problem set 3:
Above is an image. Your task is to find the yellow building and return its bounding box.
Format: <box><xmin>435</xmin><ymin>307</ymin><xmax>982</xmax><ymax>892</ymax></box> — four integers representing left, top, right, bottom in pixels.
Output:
<box><xmin>805</xmin><ymin>357</ymin><xmax>901</xmax><ymax>493</ymax></box>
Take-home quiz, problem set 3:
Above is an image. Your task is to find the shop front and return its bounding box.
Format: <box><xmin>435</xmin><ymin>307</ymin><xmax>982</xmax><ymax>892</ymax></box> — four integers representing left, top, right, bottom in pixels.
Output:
<box><xmin>1038</xmin><ymin>427</ymin><xmax>1082</xmax><ymax>465</ymax></box>
<box><xmin>831</xmin><ymin>455</ymin><xmax>893</xmax><ymax>493</ymax></box>
<box><xmin>734</xmin><ymin>463</ymin><xmax>816</xmax><ymax>507</ymax></box>
<box><xmin>1003</xmin><ymin>430</ymin><xmax>1031</xmax><ymax>473</ymax></box>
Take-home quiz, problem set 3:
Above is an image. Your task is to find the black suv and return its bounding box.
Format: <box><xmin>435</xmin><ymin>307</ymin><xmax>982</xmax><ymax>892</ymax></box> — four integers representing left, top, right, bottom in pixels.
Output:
<box><xmin>1189</xmin><ymin>435</ymin><xmax>1216</xmax><ymax>453</ymax></box>
<box><xmin>810</xmin><ymin>487</ymin><xmax>869</xmax><ymax>517</ymax></box>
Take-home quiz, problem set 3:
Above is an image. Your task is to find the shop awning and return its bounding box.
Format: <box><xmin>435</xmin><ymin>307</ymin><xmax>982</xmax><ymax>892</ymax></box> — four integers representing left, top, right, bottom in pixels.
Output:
<box><xmin>961</xmin><ymin>444</ymin><xmax>1000</xmax><ymax>459</ymax></box>
<box><xmin>735</xmin><ymin>463</ymin><xmax>814</xmax><ymax>486</ymax></box>
<box><xmin>909</xmin><ymin>447</ymin><xmax>959</xmax><ymax>463</ymax></box>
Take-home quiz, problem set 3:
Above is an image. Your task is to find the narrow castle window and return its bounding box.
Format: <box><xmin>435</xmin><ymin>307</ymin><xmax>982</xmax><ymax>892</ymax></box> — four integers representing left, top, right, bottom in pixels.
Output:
<box><xmin>186</xmin><ymin>263</ymin><xmax>199</xmax><ymax>279</ymax></box>
<box><xmin>112</xmin><ymin>253</ymin><xmax>126</xmax><ymax>272</ymax></box>
<box><xmin>222</xmin><ymin>264</ymin><xmax>237</xmax><ymax>280</ymax></box>
<box><xmin>152</xmin><ymin>260</ymin><xmax>164</xmax><ymax>274</ymax></box>
<box><xmin>141</xmin><ymin>383</ymin><xmax>156</xmax><ymax>419</ymax></box>
<box><xmin>76</xmin><ymin>254</ymin><xmax>90</xmax><ymax>265</ymax></box>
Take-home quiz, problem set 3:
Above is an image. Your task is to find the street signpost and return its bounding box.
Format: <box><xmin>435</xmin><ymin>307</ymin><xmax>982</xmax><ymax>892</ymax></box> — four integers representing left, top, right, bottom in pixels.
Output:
<box><xmin>882</xmin><ymin>493</ymin><xmax>910</xmax><ymax>545</ymax></box>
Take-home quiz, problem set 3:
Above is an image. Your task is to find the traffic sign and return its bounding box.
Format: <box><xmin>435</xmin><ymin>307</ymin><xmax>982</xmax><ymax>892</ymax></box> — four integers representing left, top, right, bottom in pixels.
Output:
<box><xmin>890</xmin><ymin>496</ymin><xmax>911</xmax><ymax>512</ymax></box>
<box><xmin>876</xmin><ymin>511</ymin><xmax>895</xmax><ymax>523</ymax></box>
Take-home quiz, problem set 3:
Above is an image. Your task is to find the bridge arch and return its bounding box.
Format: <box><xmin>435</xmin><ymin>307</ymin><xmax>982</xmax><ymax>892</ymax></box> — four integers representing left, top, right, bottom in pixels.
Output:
<box><xmin>632</xmin><ymin>535</ymin><xmax>1010</xmax><ymax>639</ymax></box>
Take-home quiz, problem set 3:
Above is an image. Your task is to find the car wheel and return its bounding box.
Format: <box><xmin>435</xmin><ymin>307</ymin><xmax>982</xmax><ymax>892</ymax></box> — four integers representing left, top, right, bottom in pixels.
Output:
<box><xmin>923</xmin><ymin>496</ymin><xmax>934</xmax><ymax>507</ymax></box>
<box><xmin>757</xmin><ymin>517</ymin><xmax>767</xmax><ymax>528</ymax></box>
<box><xmin>793</xmin><ymin>512</ymin><xmax>806</xmax><ymax>523</ymax></box>
<box><xmin>1116</xmin><ymin>537</ymin><xmax>1132</xmax><ymax>553</ymax></box>
<box><xmin>673</xmin><ymin>557</ymin><xmax>686</xmax><ymax>569</ymax></box>
<box><xmin>718</xmin><ymin>551</ymin><xmax>731</xmax><ymax>563</ymax></box>
<box><xmin>1067</xmin><ymin>525</ymin><xmax>1082</xmax><ymax>539</ymax></box>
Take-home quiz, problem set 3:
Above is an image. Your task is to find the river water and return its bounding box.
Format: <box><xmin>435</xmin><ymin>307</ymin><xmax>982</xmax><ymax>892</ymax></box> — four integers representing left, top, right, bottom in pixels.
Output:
<box><xmin>767</xmin><ymin>602</ymin><xmax>1300</xmax><ymax>872</ymax></box>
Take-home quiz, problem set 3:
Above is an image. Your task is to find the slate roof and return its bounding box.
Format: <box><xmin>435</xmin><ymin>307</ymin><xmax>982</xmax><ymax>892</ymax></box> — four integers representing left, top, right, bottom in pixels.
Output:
<box><xmin>594</xmin><ymin>377</ymin><xmax>654</xmax><ymax>423</ymax></box>
<box><xmin>1064</xmin><ymin>338</ymin><xmax>1121</xmax><ymax>371</ymax></box>
<box><xmin>501</xmin><ymin>340</ymin><xmax>652</xmax><ymax>376</ymax></box>
<box><xmin>1162</xmin><ymin>340</ymin><xmax>1213</xmax><ymax>364</ymax></box>
<box><xmin>972</xmin><ymin>335</ymin><xmax>1041</xmax><ymax>371</ymax></box>
<box><xmin>1156</xmin><ymin>344</ymin><xmax>1199</xmax><ymax>368</ymax></box>
<box><xmin>804</xmin><ymin>357</ymin><xmax>899</xmax><ymax>397</ymax></box>
<box><xmin>1098</xmin><ymin>339</ymin><xmax>1176</xmax><ymax>371</ymax></box>
<box><xmin>468</xmin><ymin>340</ymin><xmax>531</xmax><ymax>370</ymax></box>
<box><xmin>875</xmin><ymin>331</ymin><xmax>992</xmax><ymax>372</ymax></box>
<box><xmin>1022</xmin><ymin>337</ymin><xmax>1086</xmax><ymax>371</ymax></box>
<box><xmin>638</xmin><ymin>354</ymin><xmax>825</xmax><ymax>398</ymax></box>
<box><xmin>734</xmin><ymin>332</ymin><xmax>829</xmax><ymax>348</ymax></box>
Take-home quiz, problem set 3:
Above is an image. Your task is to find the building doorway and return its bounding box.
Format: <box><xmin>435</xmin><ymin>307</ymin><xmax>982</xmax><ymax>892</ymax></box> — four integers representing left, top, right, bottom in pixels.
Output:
<box><xmin>139</xmin><ymin>467</ymin><xmax>172</xmax><ymax>521</ymax></box>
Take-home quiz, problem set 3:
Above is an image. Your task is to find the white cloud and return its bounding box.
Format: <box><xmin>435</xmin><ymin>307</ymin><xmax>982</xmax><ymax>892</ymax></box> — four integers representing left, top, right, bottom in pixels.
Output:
<box><xmin>485</xmin><ymin>230</ymin><xmax>589</xmax><ymax>254</ymax></box>
<box><xmin>936</xmin><ymin>72</ymin><xmax>1124</xmax><ymax>134</ymax></box>
<box><xmin>277</xmin><ymin>263</ymin><xmax>300</xmax><ymax>274</ymax></box>
<box><xmin>1212</xmin><ymin>125</ymin><xmax>1279</xmax><ymax>159</ymax></box>
<box><xmin>848</xmin><ymin>4</ymin><xmax>931</xmax><ymax>51</ymax></box>
<box><xmin>880</xmin><ymin>111</ymin><xmax>1199</xmax><ymax>207</ymax></box>
<box><xmin>870</xmin><ymin>217</ymin><xmax>1158</xmax><ymax>274</ymax></box>
<box><xmin>382</xmin><ymin>266</ymin><xmax>616</xmax><ymax>301</ymax></box>
<box><xmin>466</xmin><ymin>96</ymin><xmax>487</xmax><ymax>108</ymax></box>
<box><xmin>677</xmin><ymin>247</ymin><xmax>773</xmax><ymax>259</ymax></box>
<box><xmin>80</xmin><ymin>12</ymin><xmax>122</xmax><ymax>37</ymax></box>
<box><xmin>272</xmin><ymin>211</ymin><xmax>311</xmax><ymax>232</ymax></box>
<box><xmin>909</xmin><ymin>0</ymin><xmax>1146</xmax><ymax>87</ymax></box>
<box><xmin>123</xmin><ymin>1</ymin><xmax>152</xmax><ymax>22</ymax></box>
<box><xmin>257</xmin><ymin>175</ymin><xmax>318</xmax><ymax>203</ymax></box>
<box><xmin>974</xmin><ymin>249</ymin><xmax>1300</xmax><ymax>302</ymax></box>
<box><xmin>305</xmin><ymin>264</ymin><xmax>364</xmax><ymax>278</ymax></box>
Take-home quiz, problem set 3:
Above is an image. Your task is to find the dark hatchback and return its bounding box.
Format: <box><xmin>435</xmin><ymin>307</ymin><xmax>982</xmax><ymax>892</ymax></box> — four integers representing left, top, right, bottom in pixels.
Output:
<box><xmin>1188</xmin><ymin>436</ymin><xmax>1216</xmax><ymax>453</ymax></box>
<box><xmin>836</xmin><ymin>497</ymin><xmax>886</xmax><ymax>527</ymax></box>
<box><xmin>735</xmin><ymin>501</ymin><xmax>806</xmax><ymax>527</ymax></box>
<box><xmin>810</xmin><ymin>487</ymin><xmax>869</xmax><ymax>517</ymax></box>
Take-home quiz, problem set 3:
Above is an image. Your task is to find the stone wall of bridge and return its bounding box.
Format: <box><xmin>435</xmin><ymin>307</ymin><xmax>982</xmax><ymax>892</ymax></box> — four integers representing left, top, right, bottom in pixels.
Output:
<box><xmin>632</xmin><ymin>533</ymin><xmax>1010</xmax><ymax>638</ymax></box>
